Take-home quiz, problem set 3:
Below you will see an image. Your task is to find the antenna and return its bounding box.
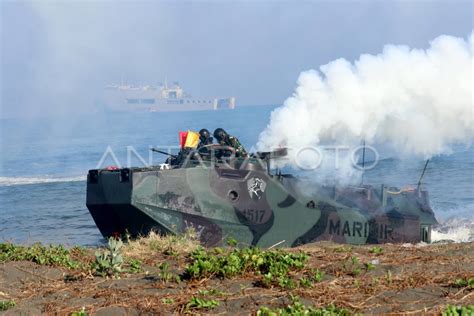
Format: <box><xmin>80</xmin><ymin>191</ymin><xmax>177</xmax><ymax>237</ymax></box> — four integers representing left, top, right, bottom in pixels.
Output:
<box><xmin>360</xmin><ymin>139</ymin><xmax>366</xmax><ymax>185</ymax></box>
<box><xmin>417</xmin><ymin>159</ymin><xmax>430</xmax><ymax>190</ymax></box>
<box><xmin>165</xmin><ymin>76</ymin><xmax>168</xmax><ymax>89</ymax></box>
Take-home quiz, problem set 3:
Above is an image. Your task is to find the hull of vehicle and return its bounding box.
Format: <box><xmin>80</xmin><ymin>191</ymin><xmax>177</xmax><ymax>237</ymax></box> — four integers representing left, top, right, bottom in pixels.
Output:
<box><xmin>86</xmin><ymin>161</ymin><xmax>437</xmax><ymax>247</ymax></box>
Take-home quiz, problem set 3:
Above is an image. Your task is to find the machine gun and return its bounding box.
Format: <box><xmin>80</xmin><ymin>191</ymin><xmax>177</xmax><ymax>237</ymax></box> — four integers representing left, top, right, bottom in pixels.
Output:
<box><xmin>150</xmin><ymin>148</ymin><xmax>178</xmax><ymax>159</ymax></box>
<box><xmin>254</xmin><ymin>148</ymin><xmax>288</xmax><ymax>175</ymax></box>
<box><xmin>255</xmin><ymin>147</ymin><xmax>288</xmax><ymax>160</ymax></box>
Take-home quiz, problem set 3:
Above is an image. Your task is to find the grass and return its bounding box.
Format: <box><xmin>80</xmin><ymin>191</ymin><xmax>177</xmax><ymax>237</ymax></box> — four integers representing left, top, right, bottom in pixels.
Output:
<box><xmin>70</xmin><ymin>307</ymin><xmax>87</xmax><ymax>316</ymax></box>
<box><xmin>312</xmin><ymin>268</ymin><xmax>325</xmax><ymax>282</ymax></box>
<box><xmin>185</xmin><ymin>297</ymin><xmax>219</xmax><ymax>310</ymax></box>
<box><xmin>0</xmin><ymin>232</ymin><xmax>199</xmax><ymax>278</ymax></box>
<box><xmin>0</xmin><ymin>300</ymin><xmax>16</xmax><ymax>311</ymax></box>
<box><xmin>339</xmin><ymin>255</ymin><xmax>378</xmax><ymax>277</ymax></box>
<box><xmin>333</xmin><ymin>246</ymin><xmax>352</xmax><ymax>253</ymax></box>
<box><xmin>196</xmin><ymin>289</ymin><xmax>225</xmax><ymax>296</ymax></box>
<box><xmin>453</xmin><ymin>277</ymin><xmax>474</xmax><ymax>288</ymax></box>
<box><xmin>122</xmin><ymin>230</ymin><xmax>199</xmax><ymax>259</ymax></box>
<box><xmin>0</xmin><ymin>234</ymin><xmax>472</xmax><ymax>315</ymax></box>
<box><xmin>157</xmin><ymin>262</ymin><xmax>179</xmax><ymax>282</ymax></box>
<box><xmin>257</xmin><ymin>296</ymin><xmax>350</xmax><ymax>316</ymax></box>
<box><xmin>0</xmin><ymin>243</ymin><xmax>80</xmax><ymax>268</ymax></box>
<box><xmin>442</xmin><ymin>305</ymin><xmax>474</xmax><ymax>316</ymax></box>
<box><xmin>364</xmin><ymin>262</ymin><xmax>376</xmax><ymax>271</ymax></box>
<box><xmin>182</xmin><ymin>246</ymin><xmax>308</xmax><ymax>288</ymax></box>
<box><xmin>341</xmin><ymin>256</ymin><xmax>362</xmax><ymax>276</ymax></box>
<box><xmin>299</xmin><ymin>276</ymin><xmax>312</xmax><ymax>288</ymax></box>
<box><xmin>0</xmin><ymin>232</ymin><xmax>199</xmax><ymax>276</ymax></box>
<box><xmin>161</xmin><ymin>297</ymin><xmax>175</xmax><ymax>305</ymax></box>
<box><xmin>127</xmin><ymin>258</ymin><xmax>143</xmax><ymax>273</ymax></box>
<box><xmin>369</xmin><ymin>246</ymin><xmax>384</xmax><ymax>254</ymax></box>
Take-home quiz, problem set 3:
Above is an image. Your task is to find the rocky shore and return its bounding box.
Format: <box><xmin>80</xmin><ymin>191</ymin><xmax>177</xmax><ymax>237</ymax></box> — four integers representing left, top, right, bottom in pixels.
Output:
<box><xmin>0</xmin><ymin>233</ymin><xmax>473</xmax><ymax>315</ymax></box>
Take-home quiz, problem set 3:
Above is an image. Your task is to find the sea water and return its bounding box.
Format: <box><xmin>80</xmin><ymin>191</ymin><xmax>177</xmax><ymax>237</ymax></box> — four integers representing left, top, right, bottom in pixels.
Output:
<box><xmin>0</xmin><ymin>105</ymin><xmax>472</xmax><ymax>245</ymax></box>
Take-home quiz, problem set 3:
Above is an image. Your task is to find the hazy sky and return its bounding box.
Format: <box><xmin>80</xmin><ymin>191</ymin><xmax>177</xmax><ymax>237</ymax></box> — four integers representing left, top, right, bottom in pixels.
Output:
<box><xmin>1</xmin><ymin>0</ymin><xmax>472</xmax><ymax>118</ymax></box>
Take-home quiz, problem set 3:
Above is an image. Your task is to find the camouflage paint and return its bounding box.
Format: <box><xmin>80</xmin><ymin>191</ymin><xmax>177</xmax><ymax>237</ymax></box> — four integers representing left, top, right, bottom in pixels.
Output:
<box><xmin>86</xmin><ymin>158</ymin><xmax>438</xmax><ymax>247</ymax></box>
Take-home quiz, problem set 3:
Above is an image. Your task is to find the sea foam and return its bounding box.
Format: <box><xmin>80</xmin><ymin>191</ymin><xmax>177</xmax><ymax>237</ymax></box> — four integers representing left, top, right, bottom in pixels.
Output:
<box><xmin>0</xmin><ymin>175</ymin><xmax>86</xmax><ymax>187</ymax></box>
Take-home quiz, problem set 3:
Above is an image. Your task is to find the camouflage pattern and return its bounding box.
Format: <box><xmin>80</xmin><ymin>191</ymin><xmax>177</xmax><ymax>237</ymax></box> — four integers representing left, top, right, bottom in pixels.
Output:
<box><xmin>196</xmin><ymin>136</ymin><xmax>213</xmax><ymax>157</ymax></box>
<box><xmin>219</xmin><ymin>136</ymin><xmax>247</xmax><ymax>157</ymax></box>
<box><xmin>86</xmin><ymin>156</ymin><xmax>437</xmax><ymax>247</ymax></box>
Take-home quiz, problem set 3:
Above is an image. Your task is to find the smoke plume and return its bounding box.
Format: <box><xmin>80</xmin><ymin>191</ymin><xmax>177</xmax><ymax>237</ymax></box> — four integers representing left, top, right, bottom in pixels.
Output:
<box><xmin>258</xmin><ymin>32</ymin><xmax>474</xmax><ymax>169</ymax></box>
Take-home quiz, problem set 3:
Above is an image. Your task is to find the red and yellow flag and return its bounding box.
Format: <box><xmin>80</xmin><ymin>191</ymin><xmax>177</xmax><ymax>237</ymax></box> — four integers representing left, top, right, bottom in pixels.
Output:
<box><xmin>184</xmin><ymin>131</ymin><xmax>199</xmax><ymax>148</ymax></box>
<box><xmin>179</xmin><ymin>130</ymin><xmax>200</xmax><ymax>149</ymax></box>
<box><xmin>179</xmin><ymin>131</ymin><xmax>188</xmax><ymax>148</ymax></box>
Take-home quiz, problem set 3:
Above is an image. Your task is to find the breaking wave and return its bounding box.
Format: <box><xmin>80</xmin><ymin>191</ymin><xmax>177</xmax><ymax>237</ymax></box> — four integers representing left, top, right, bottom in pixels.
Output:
<box><xmin>431</xmin><ymin>214</ymin><xmax>474</xmax><ymax>243</ymax></box>
<box><xmin>432</xmin><ymin>226</ymin><xmax>473</xmax><ymax>243</ymax></box>
<box><xmin>0</xmin><ymin>175</ymin><xmax>86</xmax><ymax>187</ymax></box>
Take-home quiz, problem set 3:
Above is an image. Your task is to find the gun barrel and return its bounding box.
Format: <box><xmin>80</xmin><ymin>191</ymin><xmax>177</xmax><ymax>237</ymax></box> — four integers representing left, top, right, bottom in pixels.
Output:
<box><xmin>150</xmin><ymin>148</ymin><xmax>178</xmax><ymax>158</ymax></box>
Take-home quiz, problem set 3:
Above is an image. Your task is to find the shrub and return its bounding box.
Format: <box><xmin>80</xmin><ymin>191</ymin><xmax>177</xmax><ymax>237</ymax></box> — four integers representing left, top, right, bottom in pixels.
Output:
<box><xmin>0</xmin><ymin>300</ymin><xmax>15</xmax><ymax>311</ymax></box>
<box><xmin>93</xmin><ymin>237</ymin><xmax>124</xmax><ymax>277</ymax></box>
<box><xmin>257</xmin><ymin>296</ymin><xmax>350</xmax><ymax>316</ymax></box>
<box><xmin>183</xmin><ymin>247</ymin><xmax>308</xmax><ymax>288</ymax></box>
<box><xmin>442</xmin><ymin>305</ymin><xmax>474</xmax><ymax>316</ymax></box>
<box><xmin>186</xmin><ymin>297</ymin><xmax>219</xmax><ymax>310</ymax></box>
<box><xmin>0</xmin><ymin>243</ymin><xmax>79</xmax><ymax>268</ymax></box>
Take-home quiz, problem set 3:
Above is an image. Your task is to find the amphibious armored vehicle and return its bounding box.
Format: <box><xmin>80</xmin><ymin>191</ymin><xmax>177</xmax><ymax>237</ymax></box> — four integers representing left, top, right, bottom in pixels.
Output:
<box><xmin>86</xmin><ymin>147</ymin><xmax>437</xmax><ymax>247</ymax></box>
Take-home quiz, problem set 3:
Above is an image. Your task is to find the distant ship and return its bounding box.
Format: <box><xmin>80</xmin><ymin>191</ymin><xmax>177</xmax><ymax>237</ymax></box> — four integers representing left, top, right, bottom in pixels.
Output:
<box><xmin>103</xmin><ymin>79</ymin><xmax>236</xmax><ymax>112</ymax></box>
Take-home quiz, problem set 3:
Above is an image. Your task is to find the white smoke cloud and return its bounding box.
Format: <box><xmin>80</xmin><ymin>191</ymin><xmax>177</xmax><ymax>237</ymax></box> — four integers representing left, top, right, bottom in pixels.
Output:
<box><xmin>258</xmin><ymin>32</ymin><xmax>474</xmax><ymax>170</ymax></box>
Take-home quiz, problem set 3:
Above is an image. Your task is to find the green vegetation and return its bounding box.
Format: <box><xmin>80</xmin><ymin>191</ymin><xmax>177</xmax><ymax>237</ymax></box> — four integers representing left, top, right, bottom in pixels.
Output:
<box><xmin>369</xmin><ymin>246</ymin><xmax>384</xmax><ymax>254</ymax></box>
<box><xmin>157</xmin><ymin>262</ymin><xmax>176</xmax><ymax>282</ymax></box>
<box><xmin>371</xmin><ymin>277</ymin><xmax>380</xmax><ymax>287</ymax></box>
<box><xmin>273</xmin><ymin>275</ymin><xmax>297</xmax><ymax>289</ymax></box>
<box><xmin>127</xmin><ymin>258</ymin><xmax>142</xmax><ymax>273</ymax></box>
<box><xmin>93</xmin><ymin>237</ymin><xmax>124</xmax><ymax>277</ymax></box>
<box><xmin>257</xmin><ymin>296</ymin><xmax>350</xmax><ymax>316</ymax></box>
<box><xmin>386</xmin><ymin>270</ymin><xmax>393</xmax><ymax>285</ymax></box>
<box><xmin>186</xmin><ymin>297</ymin><xmax>219</xmax><ymax>310</ymax></box>
<box><xmin>71</xmin><ymin>307</ymin><xmax>87</xmax><ymax>316</ymax></box>
<box><xmin>312</xmin><ymin>269</ymin><xmax>325</xmax><ymax>282</ymax></box>
<box><xmin>0</xmin><ymin>234</ymin><xmax>471</xmax><ymax>314</ymax></box>
<box><xmin>341</xmin><ymin>256</ymin><xmax>377</xmax><ymax>276</ymax></box>
<box><xmin>333</xmin><ymin>246</ymin><xmax>352</xmax><ymax>253</ymax></box>
<box><xmin>0</xmin><ymin>300</ymin><xmax>16</xmax><ymax>311</ymax></box>
<box><xmin>364</xmin><ymin>262</ymin><xmax>376</xmax><ymax>271</ymax></box>
<box><xmin>183</xmin><ymin>247</ymin><xmax>308</xmax><ymax>288</ymax></box>
<box><xmin>197</xmin><ymin>289</ymin><xmax>224</xmax><ymax>296</ymax></box>
<box><xmin>138</xmin><ymin>230</ymin><xmax>198</xmax><ymax>255</ymax></box>
<box><xmin>453</xmin><ymin>278</ymin><xmax>474</xmax><ymax>288</ymax></box>
<box><xmin>295</xmin><ymin>269</ymin><xmax>325</xmax><ymax>288</ymax></box>
<box><xmin>226</xmin><ymin>237</ymin><xmax>238</xmax><ymax>247</ymax></box>
<box><xmin>161</xmin><ymin>298</ymin><xmax>175</xmax><ymax>305</ymax></box>
<box><xmin>442</xmin><ymin>305</ymin><xmax>474</xmax><ymax>316</ymax></box>
<box><xmin>0</xmin><ymin>243</ymin><xmax>79</xmax><ymax>268</ymax></box>
<box><xmin>342</xmin><ymin>256</ymin><xmax>361</xmax><ymax>276</ymax></box>
<box><xmin>299</xmin><ymin>276</ymin><xmax>312</xmax><ymax>288</ymax></box>
<box><xmin>162</xmin><ymin>247</ymin><xmax>179</xmax><ymax>257</ymax></box>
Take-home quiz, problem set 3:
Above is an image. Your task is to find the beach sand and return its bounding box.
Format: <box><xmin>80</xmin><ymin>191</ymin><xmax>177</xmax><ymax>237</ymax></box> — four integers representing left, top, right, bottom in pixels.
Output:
<box><xmin>1</xmin><ymin>238</ymin><xmax>472</xmax><ymax>315</ymax></box>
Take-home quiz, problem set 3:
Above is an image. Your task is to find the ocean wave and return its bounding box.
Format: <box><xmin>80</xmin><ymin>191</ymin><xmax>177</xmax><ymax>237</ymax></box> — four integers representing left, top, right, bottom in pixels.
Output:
<box><xmin>432</xmin><ymin>216</ymin><xmax>474</xmax><ymax>243</ymax></box>
<box><xmin>432</xmin><ymin>226</ymin><xmax>473</xmax><ymax>243</ymax></box>
<box><xmin>0</xmin><ymin>175</ymin><xmax>86</xmax><ymax>187</ymax></box>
